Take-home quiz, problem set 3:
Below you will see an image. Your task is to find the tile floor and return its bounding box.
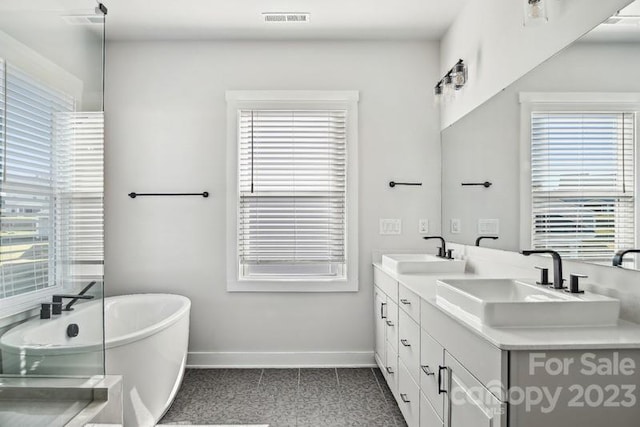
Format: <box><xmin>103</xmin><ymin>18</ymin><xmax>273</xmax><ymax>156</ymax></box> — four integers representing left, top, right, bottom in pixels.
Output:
<box><xmin>159</xmin><ymin>368</ymin><xmax>407</xmax><ymax>426</ymax></box>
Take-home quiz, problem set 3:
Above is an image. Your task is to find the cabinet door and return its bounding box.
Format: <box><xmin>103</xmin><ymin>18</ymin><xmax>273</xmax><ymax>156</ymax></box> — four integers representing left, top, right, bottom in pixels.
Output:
<box><xmin>374</xmin><ymin>287</ymin><xmax>387</xmax><ymax>368</ymax></box>
<box><xmin>445</xmin><ymin>351</ymin><xmax>506</xmax><ymax>427</ymax></box>
<box><xmin>399</xmin><ymin>310</ymin><xmax>421</xmax><ymax>384</ymax></box>
<box><xmin>386</xmin><ymin>299</ymin><xmax>399</xmax><ymax>352</ymax></box>
<box><xmin>384</xmin><ymin>340</ymin><xmax>399</xmax><ymax>398</ymax></box>
<box><xmin>420</xmin><ymin>330</ymin><xmax>445</xmax><ymax>420</ymax></box>
<box><xmin>421</xmin><ymin>391</ymin><xmax>444</xmax><ymax>427</ymax></box>
<box><xmin>398</xmin><ymin>360</ymin><xmax>420</xmax><ymax>427</ymax></box>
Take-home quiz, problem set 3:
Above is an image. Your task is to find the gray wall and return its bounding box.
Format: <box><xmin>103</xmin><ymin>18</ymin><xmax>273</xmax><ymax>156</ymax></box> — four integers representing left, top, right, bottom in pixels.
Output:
<box><xmin>105</xmin><ymin>40</ymin><xmax>442</xmax><ymax>365</ymax></box>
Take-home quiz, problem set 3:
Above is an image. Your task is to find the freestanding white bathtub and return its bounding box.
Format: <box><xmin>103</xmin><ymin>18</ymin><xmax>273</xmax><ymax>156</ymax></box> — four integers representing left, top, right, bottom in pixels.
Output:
<box><xmin>0</xmin><ymin>293</ymin><xmax>191</xmax><ymax>427</ymax></box>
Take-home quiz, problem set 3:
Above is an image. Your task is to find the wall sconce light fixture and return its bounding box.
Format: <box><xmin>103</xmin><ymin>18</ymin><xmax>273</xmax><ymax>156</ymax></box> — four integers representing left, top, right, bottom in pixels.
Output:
<box><xmin>524</xmin><ymin>0</ymin><xmax>548</xmax><ymax>25</ymax></box>
<box><xmin>434</xmin><ymin>59</ymin><xmax>466</xmax><ymax>104</ymax></box>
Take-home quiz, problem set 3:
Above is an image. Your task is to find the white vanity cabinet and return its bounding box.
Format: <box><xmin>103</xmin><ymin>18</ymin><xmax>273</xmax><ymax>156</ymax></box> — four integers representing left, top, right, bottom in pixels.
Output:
<box><xmin>374</xmin><ymin>265</ymin><xmax>509</xmax><ymax>427</ymax></box>
<box><xmin>374</xmin><ymin>263</ymin><xmax>640</xmax><ymax>427</ymax></box>
<box><xmin>374</xmin><ymin>268</ymin><xmax>400</xmax><ymax>397</ymax></box>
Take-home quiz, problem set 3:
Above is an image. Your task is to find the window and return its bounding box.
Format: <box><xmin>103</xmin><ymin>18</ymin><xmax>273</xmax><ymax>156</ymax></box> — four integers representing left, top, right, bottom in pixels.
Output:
<box><xmin>226</xmin><ymin>91</ymin><xmax>359</xmax><ymax>292</ymax></box>
<box><xmin>0</xmin><ymin>58</ymin><xmax>103</xmax><ymax>313</ymax></box>
<box><xmin>529</xmin><ymin>111</ymin><xmax>635</xmax><ymax>261</ymax></box>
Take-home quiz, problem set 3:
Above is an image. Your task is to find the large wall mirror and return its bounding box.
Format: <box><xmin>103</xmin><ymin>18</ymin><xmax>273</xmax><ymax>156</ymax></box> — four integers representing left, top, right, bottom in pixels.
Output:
<box><xmin>441</xmin><ymin>1</ymin><xmax>640</xmax><ymax>270</ymax></box>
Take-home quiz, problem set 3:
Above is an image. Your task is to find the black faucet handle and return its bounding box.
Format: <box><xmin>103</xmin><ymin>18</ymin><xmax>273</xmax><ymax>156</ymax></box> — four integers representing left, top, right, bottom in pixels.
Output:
<box><xmin>52</xmin><ymin>301</ymin><xmax>63</xmax><ymax>315</ymax></box>
<box><xmin>566</xmin><ymin>274</ymin><xmax>587</xmax><ymax>294</ymax></box>
<box><xmin>40</xmin><ymin>303</ymin><xmax>51</xmax><ymax>319</ymax></box>
<box><xmin>534</xmin><ymin>266</ymin><xmax>552</xmax><ymax>286</ymax></box>
<box><xmin>446</xmin><ymin>249</ymin><xmax>454</xmax><ymax>259</ymax></box>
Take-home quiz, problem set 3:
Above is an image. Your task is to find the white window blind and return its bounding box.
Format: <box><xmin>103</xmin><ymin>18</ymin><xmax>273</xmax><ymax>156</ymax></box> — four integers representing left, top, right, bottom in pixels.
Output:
<box><xmin>238</xmin><ymin>109</ymin><xmax>347</xmax><ymax>279</ymax></box>
<box><xmin>55</xmin><ymin>112</ymin><xmax>104</xmax><ymax>280</ymax></box>
<box><xmin>0</xmin><ymin>60</ymin><xmax>75</xmax><ymax>298</ymax></box>
<box><xmin>531</xmin><ymin>112</ymin><xmax>635</xmax><ymax>262</ymax></box>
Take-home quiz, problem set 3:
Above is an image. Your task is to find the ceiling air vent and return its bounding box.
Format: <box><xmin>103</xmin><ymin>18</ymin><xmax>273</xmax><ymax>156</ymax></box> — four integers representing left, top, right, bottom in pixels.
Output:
<box><xmin>61</xmin><ymin>15</ymin><xmax>104</xmax><ymax>25</ymax></box>
<box><xmin>263</xmin><ymin>13</ymin><xmax>310</xmax><ymax>23</ymax></box>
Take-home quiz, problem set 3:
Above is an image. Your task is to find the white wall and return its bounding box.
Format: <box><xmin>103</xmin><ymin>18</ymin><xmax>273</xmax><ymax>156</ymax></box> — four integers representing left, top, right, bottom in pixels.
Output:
<box><xmin>439</xmin><ymin>0</ymin><xmax>632</xmax><ymax>129</ymax></box>
<box><xmin>442</xmin><ymin>42</ymin><xmax>640</xmax><ymax>251</ymax></box>
<box><xmin>105</xmin><ymin>40</ymin><xmax>442</xmax><ymax>366</ymax></box>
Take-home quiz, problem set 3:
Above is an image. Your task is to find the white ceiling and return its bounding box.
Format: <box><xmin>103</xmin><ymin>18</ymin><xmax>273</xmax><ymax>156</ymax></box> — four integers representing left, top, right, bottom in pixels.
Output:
<box><xmin>102</xmin><ymin>0</ymin><xmax>469</xmax><ymax>41</ymax></box>
<box><xmin>582</xmin><ymin>1</ymin><xmax>640</xmax><ymax>43</ymax></box>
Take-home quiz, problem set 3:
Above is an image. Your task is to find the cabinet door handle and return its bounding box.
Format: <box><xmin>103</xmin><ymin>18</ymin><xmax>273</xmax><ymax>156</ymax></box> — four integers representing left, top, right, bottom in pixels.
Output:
<box><xmin>380</xmin><ymin>302</ymin><xmax>387</xmax><ymax>319</ymax></box>
<box><xmin>386</xmin><ymin>320</ymin><xmax>394</xmax><ymax>326</ymax></box>
<box><xmin>386</xmin><ymin>366</ymin><xmax>394</xmax><ymax>374</ymax></box>
<box><xmin>438</xmin><ymin>365</ymin><xmax>447</xmax><ymax>394</ymax></box>
<box><xmin>400</xmin><ymin>298</ymin><xmax>411</xmax><ymax>305</ymax></box>
<box><xmin>400</xmin><ymin>393</ymin><xmax>411</xmax><ymax>403</ymax></box>
<box><xmin>421</xmin><ymin>365</ymin><xmax>434</xmax><ymax>376</ymax></box>
<box><xmin>400</xmin><ymin>339</ymin><xmax>411</xmax><ymax>347</ymax></box>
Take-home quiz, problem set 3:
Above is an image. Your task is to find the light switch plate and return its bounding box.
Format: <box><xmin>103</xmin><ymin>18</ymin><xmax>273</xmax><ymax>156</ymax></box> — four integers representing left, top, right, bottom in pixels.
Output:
<box><xmin>418</xmin><ymin>219</ymin><xmax>429</xmax><ymax>234</ymax></box>
<box><xmin>450</xmin><ymin>218</ymin><xmax>461</xmax><ymax>234</ymax></box>
<box><xmin>380</xmin><ymin>219</ymin><xmax>402</xmax><ymax>235</ymax></box>
<box><xmin>478</xmin><ymin>219</ymin><xmax>499</xmax><ymax>235</ymax></box>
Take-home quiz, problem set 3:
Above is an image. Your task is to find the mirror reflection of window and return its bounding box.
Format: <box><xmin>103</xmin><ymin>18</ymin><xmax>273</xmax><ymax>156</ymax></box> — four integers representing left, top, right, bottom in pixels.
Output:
<box><xmin>530</xmin><ymin>111</ymin><xmax>636</xmax><ymax>265</ymax></box>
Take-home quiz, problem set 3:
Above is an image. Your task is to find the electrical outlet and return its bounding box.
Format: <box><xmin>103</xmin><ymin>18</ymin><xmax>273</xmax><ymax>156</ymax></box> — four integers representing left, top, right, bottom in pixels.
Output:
<box><xmin>380</xmin><ymin>219</ymin><xmax>402</xmax><ymax>235</ymax></box>
<box><xmin>418</xmin><ymin>219</ymin><xmax>429</xmax><ymax>234</ymax></box>
<box><xmin>451</xmin><ymin>218</ymin><xmax>461</xmax><ymax>234</ymax></box>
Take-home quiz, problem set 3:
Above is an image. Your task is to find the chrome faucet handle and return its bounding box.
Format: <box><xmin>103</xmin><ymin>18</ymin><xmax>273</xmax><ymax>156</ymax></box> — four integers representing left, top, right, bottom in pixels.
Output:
<box><xmin>534</xmin><ymin>266</ymin><xmax>552</xmax><ymax>286</ymax></box>
<box><xmin>566</xmin><ymin>274</ymin><xmax>587</xmax><ymax>294</ymax></box>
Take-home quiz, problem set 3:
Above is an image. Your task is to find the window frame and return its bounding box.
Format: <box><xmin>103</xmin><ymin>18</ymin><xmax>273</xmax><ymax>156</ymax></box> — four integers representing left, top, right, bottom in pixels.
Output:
<box><xmin>226</xmin><ymin>90</ymin><xmax>359</xmax><ymax>292</ymax></box>
<box><xmin>0</xmin><ymin>34</ymin><xmax>94</xmax><ymax>319</ymax></box>
<box><xmin>519</xmin><ymin>92</ymin><xmax>640</xmax><ymax>260</ymax></box>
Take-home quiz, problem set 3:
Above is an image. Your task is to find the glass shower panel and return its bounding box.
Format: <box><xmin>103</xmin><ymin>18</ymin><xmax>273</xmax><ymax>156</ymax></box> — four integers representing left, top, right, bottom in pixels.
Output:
<box><xmin>0</xmin><ymin>0</ymin><xmax>105</xmax><ymax>388</ymax></box>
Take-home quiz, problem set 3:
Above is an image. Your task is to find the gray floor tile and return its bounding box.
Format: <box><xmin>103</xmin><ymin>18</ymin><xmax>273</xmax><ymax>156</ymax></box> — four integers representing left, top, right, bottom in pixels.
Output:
<box><xmin>160</xmin><ymin>367</ymin><xmax>407</xmax><ymax>426</ymax></box>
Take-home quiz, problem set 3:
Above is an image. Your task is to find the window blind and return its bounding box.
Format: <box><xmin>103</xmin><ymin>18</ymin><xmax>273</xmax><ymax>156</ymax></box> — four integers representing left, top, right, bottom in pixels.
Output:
<box><xmin>238</xmin><ymin>109</ymin><xmax>347</xmax><ymax>278</ymax></box>
<box><xmin>531</xmin><ymin>112</ymin><xmax>635</xmax><ymax>262</ymax></box>
<box><xmin>0</xmin><ymin>61</ymin><xmax>74</xmax><ymax>298</ymax></box>
<box><xmin>55</xmin><ymin>112</ymin><xmax>104</xmax><ymax>271</ymax></box>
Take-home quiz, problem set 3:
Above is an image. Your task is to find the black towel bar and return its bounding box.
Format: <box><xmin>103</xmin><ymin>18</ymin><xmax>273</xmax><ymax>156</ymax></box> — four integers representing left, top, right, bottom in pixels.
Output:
<box><xmin>389</xmin><ymin>181</ymin><xmax>422</xmax><ymax>188</ymax></box>
<box><xmin>128</xmin><ymin>192</ymin><xmax>209</xmax><ymax>198</ymax></box>
<box><xmin>461</xmin><ymin>182</ymin><xmax>492</xmax><ymax>188</ymax></box>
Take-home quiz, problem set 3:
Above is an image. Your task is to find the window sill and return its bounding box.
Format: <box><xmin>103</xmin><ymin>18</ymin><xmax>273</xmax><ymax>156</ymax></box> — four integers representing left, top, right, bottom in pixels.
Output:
<box><xmin>227</xmin><ymin>278</ymin><xmax>358</xmax><ymax>293</ymax></box>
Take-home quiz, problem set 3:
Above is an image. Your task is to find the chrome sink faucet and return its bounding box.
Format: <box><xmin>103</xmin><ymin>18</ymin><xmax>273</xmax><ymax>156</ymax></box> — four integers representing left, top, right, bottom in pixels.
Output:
<box><xmin>521</xmin><ymin>249</ymin><xmax>564</xmax><ymax>289</ymax></box>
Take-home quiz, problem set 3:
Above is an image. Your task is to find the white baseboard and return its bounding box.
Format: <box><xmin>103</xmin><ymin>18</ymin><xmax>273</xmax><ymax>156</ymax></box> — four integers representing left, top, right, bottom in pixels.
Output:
<box><xmin>186</xmin><ymin>351</ymin><xmax>376</xmax><ymax>368</ymax></box>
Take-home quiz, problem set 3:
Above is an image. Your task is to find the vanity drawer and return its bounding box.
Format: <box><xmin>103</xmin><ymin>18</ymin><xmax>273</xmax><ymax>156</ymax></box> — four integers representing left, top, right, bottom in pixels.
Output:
<box><xmin>384</xmin><ymin>341</ymin><xmax>399</xmax><ymax>399</ymax></box>
<box><xmin>421</xmin><ymin>300</ymin><xmax>508</xmax><ymax>400</ymax></box>
<box><xmin>374</xmin><ymin>267</ymin><xmax>398</xmax><ymax>303</ymax></box>
<box><xmin>445</xmin><ymin>351</ymin><xmax>506</xmax><ymax>427</ymax></box>
<box><xmin>398</xmin><ymin>360</ymin><xmax>420</xmax><ymax>427</ymax></box>
<box><xmin>386</xmin><ymin>299</ymin><xmax>399</xmax><ymax>352</ymax></box>
<box><xmin>420</xmin><ymin>330</ymin><xmax>444</xmax><ymax>419</ymax></box>
<box><xmin>399</xmin><ymin>310</ymin><xmax>421</xmax><ymax>385</ymax></box>
<box><xmin>399</xmin><ymin>284</ymin><xmax>420</xmax><ymax>322</ymax></box>
<box><xmin>420</xmin><ymin>391</ymin><xmax>443</xmax><ymax>427</ymax></box>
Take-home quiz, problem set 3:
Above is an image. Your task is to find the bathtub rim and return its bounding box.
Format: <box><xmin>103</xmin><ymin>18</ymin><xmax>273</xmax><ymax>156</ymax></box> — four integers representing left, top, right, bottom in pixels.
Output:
<box><xmin>0</xmin><ymin>293</ymin><xmax>191</xmax><ymax>356</ymax></box>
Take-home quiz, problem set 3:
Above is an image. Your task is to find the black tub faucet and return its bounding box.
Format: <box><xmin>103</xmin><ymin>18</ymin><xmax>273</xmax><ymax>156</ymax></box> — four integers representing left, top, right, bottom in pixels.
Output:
<box><xmin>521</xmin><ymin>249</ymin><xmax>564</xmax><ymax>289</ymax></box>
<box><xmin>52</xmin><ymin>282</ymin><xmax>96</xmax><ymax>314</ymax></box>
<box><xmin>423</xmin><ymin>236</ymin><xmax>448</xmax><ymax>258</ymax></box>
<box><xmin>613</xmin><ymin>249</ymin><xmax>640</xmax><ymax>267</ymax></box>
<box><xmin>475</xmin><ymin>236</ymin><xmax>499</xmax><ymax>247</ymax></box>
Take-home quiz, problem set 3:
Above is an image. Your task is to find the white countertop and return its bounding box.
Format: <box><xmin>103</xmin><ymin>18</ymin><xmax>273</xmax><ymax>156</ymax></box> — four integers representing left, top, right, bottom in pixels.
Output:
<box><xmin>373</xmin><ymin>263</ymin><xmax>640</xmax><ymax>351</ymax></box>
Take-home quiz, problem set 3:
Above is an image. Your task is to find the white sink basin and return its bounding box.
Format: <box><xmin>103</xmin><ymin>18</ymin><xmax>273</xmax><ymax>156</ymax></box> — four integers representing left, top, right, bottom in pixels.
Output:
<box><xmin>436</xmin><ymin>278</ymin><xmax>620</xmax><ymax>327</ymax></box>
<box><xmin>381</xmin><ymin>254</ymin><xmax>466</xmax><ymax>274</ymax></box>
